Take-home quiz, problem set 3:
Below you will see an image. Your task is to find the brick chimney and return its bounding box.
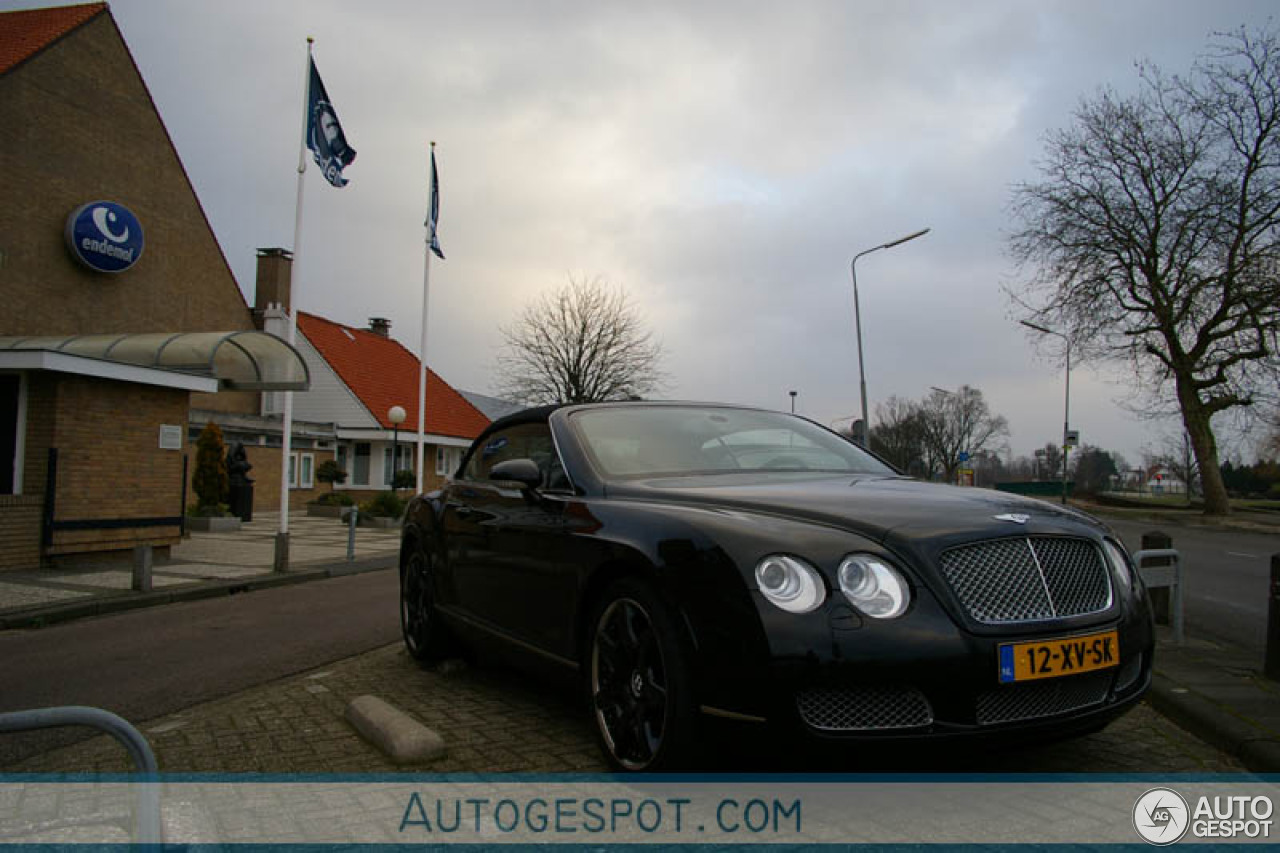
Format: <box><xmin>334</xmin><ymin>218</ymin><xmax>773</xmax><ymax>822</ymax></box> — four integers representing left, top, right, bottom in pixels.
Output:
<box><xmin>253</xmin><ymin>248</ymin><xmax>293</xmax><ymax>329</ymax></box>
<box><xmin>368</xmin><ymin>317</ymin><xmax>391</xmax><ymax>337</ymax></box>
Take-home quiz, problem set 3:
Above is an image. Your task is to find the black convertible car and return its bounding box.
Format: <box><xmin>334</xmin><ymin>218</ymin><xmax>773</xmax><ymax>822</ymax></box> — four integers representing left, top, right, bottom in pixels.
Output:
<box><xmin>399</xmin><ymin>402</ymin><xmax>1153</xmax><ymax>770</ymax></box>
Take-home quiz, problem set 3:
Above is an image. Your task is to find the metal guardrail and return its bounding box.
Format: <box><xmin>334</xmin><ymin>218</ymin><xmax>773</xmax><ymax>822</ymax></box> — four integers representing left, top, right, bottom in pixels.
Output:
<box><xmin>1134</xmin><ymin>547</ymin><xmax>1183</xmax><ymax>646</ymax></box>
<box><xmin>0</xmin><ymin>706</ymin><xmax>160</xmax><ymax>843</ymax></box>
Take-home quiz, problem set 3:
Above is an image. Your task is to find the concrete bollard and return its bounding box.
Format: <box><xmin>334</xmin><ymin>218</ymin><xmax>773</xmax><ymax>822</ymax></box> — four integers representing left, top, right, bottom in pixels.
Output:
<box><xmin>131</xmin><ymin>544</ymin><xmax>152</xmax><ymax>592</ymax></box>
<box><xmin>273</xmin><ymin>532</ymin><xmax>289</xmax><ymax>573</ymax></box>
<box><xmin>347</xmin><ymin>507</ymin><xmax>358</xmax><ymax>562</ymax></box>
<box><xmin>1142</xmin><ymin>530</ymin><xmax>1172</xmax><ymax>624</ymax></box>
<box><xmin>1266</xmin><ymin>554</ymin><xmax>1280</xmax><ymax>682</ymax></box>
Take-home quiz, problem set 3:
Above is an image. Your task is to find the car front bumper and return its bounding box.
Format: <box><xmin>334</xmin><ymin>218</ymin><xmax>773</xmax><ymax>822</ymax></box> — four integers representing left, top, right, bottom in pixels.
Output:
<box><xmin>693</xmin><ymin>585</ymin><xmax>1155</xmax><ymax>742</ymax></box>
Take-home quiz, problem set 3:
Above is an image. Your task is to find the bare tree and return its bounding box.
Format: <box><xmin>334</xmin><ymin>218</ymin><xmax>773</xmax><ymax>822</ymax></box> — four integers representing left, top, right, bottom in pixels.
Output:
<box><xmin>495</xmin><ymin>276</ymin><xmax>665</xmax><ymax>405</ymax></box>
<box><xmin>1143</xmin><ymin>432</ymin><xmax>1202</xmax><ymax>504</ymax></box>
<box><xmin>1264</xmin><ymin>414</ymin><xmax>1280</xmax><ymax>457</ymax></box>
<box><xmin>919</xmin><ymin>386</ymin><xmax>1010</xmax><ymax>482</ymax></box>
<box><xmin>1009</xmin><ymin>28</ymin><xmax>1280</xmax><ymax>515</ymax></box>
<box><xmin>870</xmin><ymin>396</ymin><xmax>929</xmax><ymax>473</ymax></box>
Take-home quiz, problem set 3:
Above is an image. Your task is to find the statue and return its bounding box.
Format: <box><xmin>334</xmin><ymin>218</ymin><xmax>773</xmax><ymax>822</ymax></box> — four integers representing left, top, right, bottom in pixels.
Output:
<box><xmin>227</xmin><ymin>442</ymin><xmax>254</xmax><ymax>486</ymax></box>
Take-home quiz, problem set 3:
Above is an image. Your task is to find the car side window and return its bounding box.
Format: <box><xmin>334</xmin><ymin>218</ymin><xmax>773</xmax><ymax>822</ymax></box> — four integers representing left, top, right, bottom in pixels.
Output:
<box><xmin>462</xmin><ymin>423</ymin><xmax>568</xmax><ymax>490</ymax></box>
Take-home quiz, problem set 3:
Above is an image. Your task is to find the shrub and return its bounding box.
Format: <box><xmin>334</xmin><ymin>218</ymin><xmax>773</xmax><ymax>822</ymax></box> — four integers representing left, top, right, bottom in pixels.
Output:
<box><xmin>316</xmin><ymin>459</ymin><xmax>347</xmax><ymax>491</ymax></box>
<box><xmin>312</xmin><ymin>491</ymin><xmax>355</xmax><ymax>507</ymax></box>
<box><xmin>193</xmin><ymin>422</ymin><xmax>229</xmax><ymax>513</ymax></box>
<box><xmin>187</xmin><ymin>502</ymin><xmax>230</xmax><ymax>518</ymax></box>
<box><xmin>359</xmin><ymin>490</ymin><xmax>406</xmax><ymax>519</ymax></box>
<box><xmin>392</xmin><ymin>469</ymin><xmax>416</xmax><ymax>490</ymax></box>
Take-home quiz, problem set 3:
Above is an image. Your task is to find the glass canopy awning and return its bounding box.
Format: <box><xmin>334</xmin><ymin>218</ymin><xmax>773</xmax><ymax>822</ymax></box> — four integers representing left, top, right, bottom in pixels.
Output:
<box><xmin>0</xmin><ymin>331</ymin><xmax>310</xmax><ymax>391</ymax></box>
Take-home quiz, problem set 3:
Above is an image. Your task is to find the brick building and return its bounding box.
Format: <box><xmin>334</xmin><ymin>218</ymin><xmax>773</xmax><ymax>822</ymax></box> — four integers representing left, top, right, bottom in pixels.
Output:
<box><xmin>0</xmin><ymin>4</ymin><xmax>493</xmax><ymax>571</ymax></box>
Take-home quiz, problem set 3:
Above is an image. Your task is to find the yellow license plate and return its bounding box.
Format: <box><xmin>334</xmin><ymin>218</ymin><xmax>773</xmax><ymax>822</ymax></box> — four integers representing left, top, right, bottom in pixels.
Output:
<box><xmin>998</xmin><ymin>630</ymin><xmax>1120</xmax><ymax>683</ymax></box>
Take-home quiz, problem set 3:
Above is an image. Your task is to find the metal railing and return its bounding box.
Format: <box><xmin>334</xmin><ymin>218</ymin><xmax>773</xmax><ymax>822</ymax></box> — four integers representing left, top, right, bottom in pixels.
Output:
<box><xmin>0</xmin><ymin>706</ymin><xmax>160</xmax><ymax>843</ymax></box>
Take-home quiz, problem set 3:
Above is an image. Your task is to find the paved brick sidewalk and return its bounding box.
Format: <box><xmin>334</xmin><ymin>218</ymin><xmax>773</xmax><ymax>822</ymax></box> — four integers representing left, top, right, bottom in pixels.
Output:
<box><xmin>0</xmin><ymin>513</ymin><xmax>399</xmax><ymax>628</ymax></box>
<box><xmin>4</xmin><ymin>643</ymin><xmax>1244</xmax><ymax>775</ymax></box>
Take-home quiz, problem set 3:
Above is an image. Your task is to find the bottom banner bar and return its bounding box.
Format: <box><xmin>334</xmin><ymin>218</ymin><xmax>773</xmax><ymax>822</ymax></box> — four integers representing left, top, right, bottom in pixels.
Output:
<box><xmin>0</xmin><ymin>777</ymin><xmax>1277</xmax><ymax>846</ymax></box>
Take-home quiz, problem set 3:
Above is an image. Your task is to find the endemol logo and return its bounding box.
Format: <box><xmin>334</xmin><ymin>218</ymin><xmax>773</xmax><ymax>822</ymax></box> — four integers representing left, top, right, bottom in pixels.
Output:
<box><xmin>64</xmin><ymin>201</ymin><xmax>145</xmax><ymax>273</ymax></box>
<box><xmin>1133</xmin><ymin>788</ymin><xmax>1189</xmax><ymax>845</ymax></box>
<box><xmin>1134</xmin><ymin>788</ymin><xmax>1274</xmax><ymax>844</ymax></box>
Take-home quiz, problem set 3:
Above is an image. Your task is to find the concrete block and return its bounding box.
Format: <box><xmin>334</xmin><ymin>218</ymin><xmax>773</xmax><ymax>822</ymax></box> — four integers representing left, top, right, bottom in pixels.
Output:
<box><xmin>344</xmin><ymin>695</ymin><xmax>445</xmax><ymax>765</ymax></box>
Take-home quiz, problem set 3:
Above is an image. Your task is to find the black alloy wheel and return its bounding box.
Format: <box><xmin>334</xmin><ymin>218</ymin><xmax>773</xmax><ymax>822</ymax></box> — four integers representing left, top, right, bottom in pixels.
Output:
<box><xmin>588</xmin><ymin>579</ymin><xmax>695</xmax><ymax>771</ymax></box>
<box><xmin>400</xmin><ymin>545</ymin><xmax>450</xmax><ymax>664</ymax></box>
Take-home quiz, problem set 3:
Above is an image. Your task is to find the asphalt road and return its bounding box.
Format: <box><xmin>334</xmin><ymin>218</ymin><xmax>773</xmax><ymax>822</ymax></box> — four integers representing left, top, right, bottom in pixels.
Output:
<box><xmin>1103</xmin><ymin>517</ymin><xmax>1278</xmax><ymax>657</ymax></box>
<box><xmin>0</xmin><ymin>568</ymin><xmax>399</xmax><ymax>767</ymax></box>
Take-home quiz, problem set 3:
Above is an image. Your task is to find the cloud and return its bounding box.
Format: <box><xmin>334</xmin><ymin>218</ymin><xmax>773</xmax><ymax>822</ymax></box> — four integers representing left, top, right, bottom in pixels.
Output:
<box><xmin>63</xmin><ymin>0</ymin><xmax>1280</xmax><ymax>462</ymax></box>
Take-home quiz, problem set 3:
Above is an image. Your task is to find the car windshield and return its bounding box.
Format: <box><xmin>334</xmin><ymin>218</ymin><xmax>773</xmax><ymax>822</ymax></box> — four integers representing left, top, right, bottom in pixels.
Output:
<box><xmin>570</xmin><ymin>406</ymin><xmax>895</xmax><ymax>478</ymax></box>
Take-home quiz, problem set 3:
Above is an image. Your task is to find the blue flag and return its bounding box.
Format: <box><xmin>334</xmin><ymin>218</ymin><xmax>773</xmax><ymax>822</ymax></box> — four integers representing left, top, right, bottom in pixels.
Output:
<box><xmin>306</xmin><ymin>57</ymin><xmax>356</xmax><ymax>187</ymax></box>
<box><xmin>426</xmin><ymin>147</ymin><xmax>444</xmax><ymax>259</ymax></box>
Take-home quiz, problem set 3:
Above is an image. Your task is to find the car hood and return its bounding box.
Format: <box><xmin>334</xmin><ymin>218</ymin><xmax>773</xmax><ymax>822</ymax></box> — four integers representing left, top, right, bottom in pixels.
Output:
<box><xmin>606</xmin><ymin>473</ymin><xmax>1104</xmax><ymax>545</ymax></box>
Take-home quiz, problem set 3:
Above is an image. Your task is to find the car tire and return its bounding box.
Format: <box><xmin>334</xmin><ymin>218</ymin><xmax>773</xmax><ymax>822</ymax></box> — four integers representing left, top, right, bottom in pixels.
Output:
<box><xmin>400</xmin><ymin>543</ymin><xmax>454</xmax><ymax>665</ymax></box>
<box><xmin>585</xmin><ymin>577</ymin><xmax>698</xmax><ymax>771</ymax></box>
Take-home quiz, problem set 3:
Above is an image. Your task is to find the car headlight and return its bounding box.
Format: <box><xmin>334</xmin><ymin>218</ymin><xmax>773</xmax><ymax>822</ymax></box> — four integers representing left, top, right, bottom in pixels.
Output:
<box><xmin>838</xmin><ymin>554</ymin><xmax>910</xmax><ymax>619</ymax></box>
<box><xmin>1102</xmin><ymin>539</ymin><xmax>1135</xmax><ymax>593</ymax></box>
<box><xmin>754</xmin><ymin>555</ymin><xmax>826</xmax><ymax>613</ymax></box>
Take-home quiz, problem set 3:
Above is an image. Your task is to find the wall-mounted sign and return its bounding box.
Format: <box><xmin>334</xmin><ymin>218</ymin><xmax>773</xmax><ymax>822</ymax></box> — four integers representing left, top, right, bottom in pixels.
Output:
<box><xmin>158</xmin><ymin>424</ymin><xmax>183</xmax><ymax>450</ymax></box>
<box><xmin>64</xmin><ymin>201</ymin><xmax>145</xmax><ymax>273</ymax></box>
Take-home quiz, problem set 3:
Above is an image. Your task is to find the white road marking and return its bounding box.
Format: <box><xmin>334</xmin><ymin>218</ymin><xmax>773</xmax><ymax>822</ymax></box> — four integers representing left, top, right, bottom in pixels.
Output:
<box><xmin>1225</xmin><ymin>551</ymin><xmax>1258</xmax><ymax>558</ymax></box>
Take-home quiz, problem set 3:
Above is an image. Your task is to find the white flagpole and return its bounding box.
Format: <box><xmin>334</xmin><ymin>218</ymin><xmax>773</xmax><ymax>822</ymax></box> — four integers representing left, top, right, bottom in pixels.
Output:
<box><xmin>415</xmin><ymin>141</ymin><xmax>435</xmax><ymax>494</ymax></box>
<box><xmin>275</xmin><ymin>36</ymin><xmax>313</xmax><ymax>570</ymax></box>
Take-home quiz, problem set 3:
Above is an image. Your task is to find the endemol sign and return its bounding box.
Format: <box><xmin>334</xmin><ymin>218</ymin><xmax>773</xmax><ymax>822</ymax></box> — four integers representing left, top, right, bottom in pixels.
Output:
<box><xmin>64</xmin><ymin>201</ymin><xmax>144</xmax><ymax>273</ymax></box>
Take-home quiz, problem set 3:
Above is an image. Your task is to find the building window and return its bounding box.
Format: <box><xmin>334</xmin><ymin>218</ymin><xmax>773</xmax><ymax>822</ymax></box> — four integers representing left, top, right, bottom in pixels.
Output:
<box><xmin>288</xmin><ymin>452</ymin><xmax>314</xmax><ymax>489</ymax></box>
<box><xmin>262</xmin><ymin>391</ymin><xmax>282</xmax><ymax>415</ymax></box>
<box><xmin>352</xmin><ymin>442</ymin><xmax>371</xmax><ymax>486</ymax></box>
<box><xmin>336</xmin><ymin>445</ymin><xmax>349</xmax><ymax>484</ymax></box>
<box><xmin>383</xmin><ymin>445</ymin><xmax>412</xmax><ymax>486</ymax></box>
<box><xmin>436</xmin><ymin>446</ymin><xmax>462</xmax><ymax>477</ymax></box>
<box><xmin>1</xmin><ymin>374</ymin><xmax>22</xmax><ymax>495</ymax></box>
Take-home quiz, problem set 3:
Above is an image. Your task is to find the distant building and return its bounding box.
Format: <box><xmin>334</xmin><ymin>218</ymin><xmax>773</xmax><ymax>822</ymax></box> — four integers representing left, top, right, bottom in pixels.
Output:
<box><xmin>1145</xmin><ymin>467</ymin><xmax>1187</xmax><ymax>495</ymax></box>
<box><xmin>460</xmin><ymin>391</ymin><xmax>524</xmax><ymax>423</ymax></box>
<box><xmin>273</xmin><ymin>293</ymin><xmax>490</xmax><ymax>496</ymax></box>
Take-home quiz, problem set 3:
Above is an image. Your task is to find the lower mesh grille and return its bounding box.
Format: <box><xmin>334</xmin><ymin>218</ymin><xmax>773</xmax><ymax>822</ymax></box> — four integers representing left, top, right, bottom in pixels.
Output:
<box><xmin>976</xmin><ymin>671</ymin><xmax>1112</xmax><ymax>725</ymax></box>
<box><xmin>796</xmin><ymin>685</ymin><xmax>934</xmax><ymax>731</ymax></box>
<box><xmin>1114</xmin><ymin>653</ymin><xmax>1143</xmax><ymax>692</ymax></box>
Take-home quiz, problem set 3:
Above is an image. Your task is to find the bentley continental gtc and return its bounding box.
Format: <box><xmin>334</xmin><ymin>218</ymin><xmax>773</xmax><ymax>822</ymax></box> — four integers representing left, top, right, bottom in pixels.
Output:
<box><xmin>398</xmin><ymin>402</ymin><xmax>1154</xmax><ymax>771</ymax></box>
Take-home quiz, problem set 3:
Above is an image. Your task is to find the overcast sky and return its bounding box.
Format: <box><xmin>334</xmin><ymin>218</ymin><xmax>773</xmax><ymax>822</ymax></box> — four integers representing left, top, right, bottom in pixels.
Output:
<box><xmin>23</xmin><ymin>0</ymin><xmax>1280</xmax><ymax>464</ymax></box>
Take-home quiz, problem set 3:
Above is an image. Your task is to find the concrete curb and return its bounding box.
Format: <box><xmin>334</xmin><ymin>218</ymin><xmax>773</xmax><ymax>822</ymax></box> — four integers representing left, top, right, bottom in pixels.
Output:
<box><xmin>1147</xmin><ymin>672</ymin><xmax>1280</xmax><ymax>774</ymax></box>
<box><xmin>345</xmin><ymin>695</ymin><xmax>445</xmax><ymax>765</ymax></box>
<box><xmin>0</xmin><ymin>555</ymin><xmax>395</xmax><ymax>631</ymax></box>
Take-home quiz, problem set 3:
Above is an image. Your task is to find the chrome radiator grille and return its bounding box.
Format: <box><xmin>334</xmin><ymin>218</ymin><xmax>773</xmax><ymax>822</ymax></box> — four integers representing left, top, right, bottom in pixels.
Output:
<box><xmin>939</xmin><ymin>537</ymin><xmax>1112</xmax><ymax>624</ymax></box>
<box><xmin>796</xmin><ymin>685</ymin><xmax>934</xmax><ymax>731</ymax></box>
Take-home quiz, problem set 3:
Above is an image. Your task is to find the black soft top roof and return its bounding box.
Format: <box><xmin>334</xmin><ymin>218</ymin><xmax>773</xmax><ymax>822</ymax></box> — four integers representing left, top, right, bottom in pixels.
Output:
<box><xmin>474</xmin><ymin>403</ymin><xmax>562</xmax><ymax>441</ymax></box>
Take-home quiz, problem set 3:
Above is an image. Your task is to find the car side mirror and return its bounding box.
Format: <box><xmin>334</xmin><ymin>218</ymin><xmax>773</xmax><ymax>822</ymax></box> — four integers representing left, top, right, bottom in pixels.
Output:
<box><xmin>489</xmin><ymin>458</ymin><xmax>542</xmax><ymax>491</ymax></box>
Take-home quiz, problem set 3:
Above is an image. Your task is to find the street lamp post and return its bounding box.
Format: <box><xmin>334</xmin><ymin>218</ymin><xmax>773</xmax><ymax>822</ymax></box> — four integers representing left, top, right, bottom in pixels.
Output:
<box><xmin>789</xmin><ymin>390</ymin><xmax>797</xmax><ymax>414</ymax></box>
<box><xmin>1020</xmin><ymin>320</ymin><xmax>1071</xmax><ymax>505</ymax></box>
<box><xmin>850</xmin><ymin>227</ymin><xmax>930</xmax><ymax>446</ymax></box>
<box><xmin>388</xmin><ymin>405</ymin><xmax>407</xmax><ymax>489</ymax></box>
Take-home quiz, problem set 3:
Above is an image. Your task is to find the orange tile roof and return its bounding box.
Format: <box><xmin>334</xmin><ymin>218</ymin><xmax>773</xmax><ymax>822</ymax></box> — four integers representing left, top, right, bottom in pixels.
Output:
<box><xmin>298</xmin><ymin>311</ymin><xmax>490</xmax><ymax>439</ymax></box>
<box><xmin>0</xmin><ymin>3</ymin><xmax>106</xmax><ymax>76</ymax></box>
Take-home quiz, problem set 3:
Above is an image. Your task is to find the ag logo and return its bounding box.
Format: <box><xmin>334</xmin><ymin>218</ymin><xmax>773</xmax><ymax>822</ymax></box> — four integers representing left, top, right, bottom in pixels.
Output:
<box><xmin>64</xmin><ymin>201</ymin><xmax>145</xmax><ymax>273</ymax></box>
<box><xmin>1133</xmin><ymin>787</ymin><xmax>1190</xmax><ymax>845</ymax></box>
